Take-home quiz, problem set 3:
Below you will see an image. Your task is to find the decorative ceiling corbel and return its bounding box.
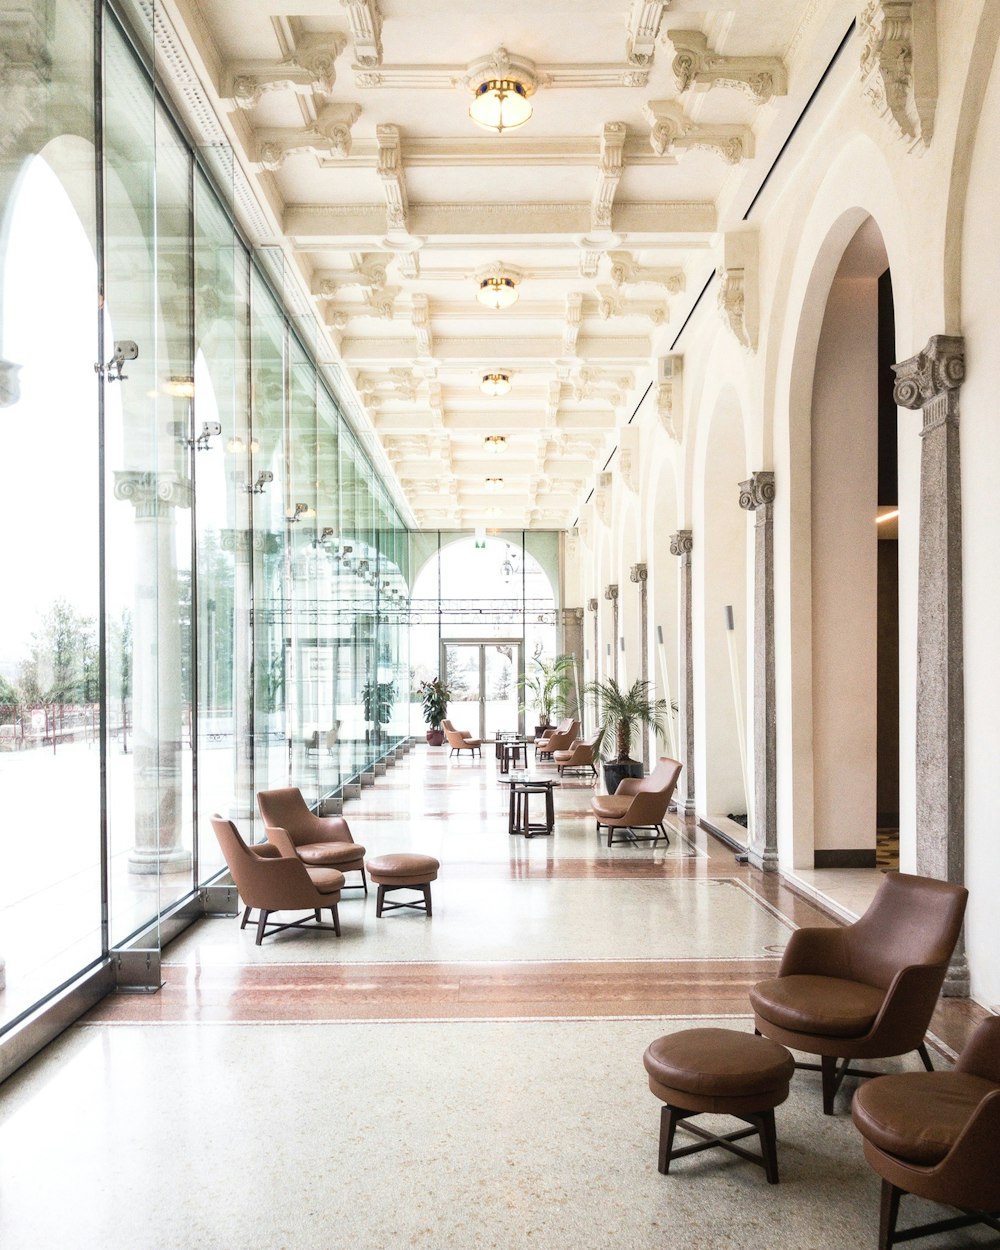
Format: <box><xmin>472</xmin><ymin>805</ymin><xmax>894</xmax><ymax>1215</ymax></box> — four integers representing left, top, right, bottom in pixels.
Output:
<box><xmin>619</xmin><ymin>426</ymin><xmax>640</xmax><ymax>494</ymax></box>
<box><xmin>665</xmin><ymin>29</ymin><xmax>787</xmax><ymax>104</ymax></box>
<box><xmin>595</xmin><ymin>471</ymin><xmax>613</xmax><ymax>526</ymax></box>
<box><xmin>716</xmin><ymin>230</ymin><xmax>758</xmax><ymax>353</ymax></box>
<box><xmin>644</xmin><ymin>99</ymin><xmax>754</xmax><ymax>165</ymax></box>
<box><xmin>858</xmin><ymin>0</ymin><xmax>937</xmax><ymax>154</ymax></box>
<box><xmin>656</xmin><ymin>355</ymin><xmax>683</xmax><ymax>442</ymax></box>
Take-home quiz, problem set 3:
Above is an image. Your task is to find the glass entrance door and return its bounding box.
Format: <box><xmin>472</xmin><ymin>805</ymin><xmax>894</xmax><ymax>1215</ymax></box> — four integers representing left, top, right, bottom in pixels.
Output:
<box><xmin>442</xmin><ymin>641</ymin><xmax>520</xmax><ymax>740</ymax></box>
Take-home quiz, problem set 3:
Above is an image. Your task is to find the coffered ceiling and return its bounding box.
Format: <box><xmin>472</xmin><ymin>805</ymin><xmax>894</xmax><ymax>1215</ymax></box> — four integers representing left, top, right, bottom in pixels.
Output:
<box><xmin>161</xmin><ymin>0</ymin><xmax>854</xmax><ymax>529</ymax></box>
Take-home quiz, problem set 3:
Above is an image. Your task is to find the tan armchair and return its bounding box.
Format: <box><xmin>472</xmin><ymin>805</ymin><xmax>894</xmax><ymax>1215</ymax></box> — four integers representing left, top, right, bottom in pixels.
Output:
<box><xmin>257</xmin><ymin>786</ymin><xmax>367</xmax><ymax>892</ymax></box>
<box><xmin>852</xmin><ymin>1014</ymin><xmax>1000</xmax><ymax>1249</ymax></box>
<box><xmin>442</xmin><ymin>720</ymin><xmax>482</xmax><ymax>757</ymax></box>
<box><xmin>590</xmin><ymin>757</ymin><xmax>681</xmax><ymax>847</ymax></box>
<box><xmin>553</xmin><ymin>729</ymin><xmax>601</xmax><ymax>777</ymax></box>
<box><xmin>749</xmin><ymin>871</ymin><xmax>968</xmax><ymax>1114</ymax></box>
<box><xmin>211</xmin><ymin>815</ymin><xmax>344</xmax><ymax>945</ymax></box>
<box><xmin>535</xmin><ymin>718</ymin><xmax>579</xmax><ymax>760</ymax></box>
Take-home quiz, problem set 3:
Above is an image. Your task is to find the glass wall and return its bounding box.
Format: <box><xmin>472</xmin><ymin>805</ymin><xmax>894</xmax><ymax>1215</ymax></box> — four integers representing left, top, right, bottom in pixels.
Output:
<box><xmin>0</xmin><ymin>0</ymin><xmax>411</xmax><ymax>1050</ymax></box>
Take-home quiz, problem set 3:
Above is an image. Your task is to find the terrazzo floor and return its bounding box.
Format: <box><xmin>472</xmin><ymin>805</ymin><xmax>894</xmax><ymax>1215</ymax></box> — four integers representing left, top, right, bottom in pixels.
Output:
<box><xmin>0</xmin><ymin>747</ymin><xmax>991</xmax><ymax>1249</ymax></box>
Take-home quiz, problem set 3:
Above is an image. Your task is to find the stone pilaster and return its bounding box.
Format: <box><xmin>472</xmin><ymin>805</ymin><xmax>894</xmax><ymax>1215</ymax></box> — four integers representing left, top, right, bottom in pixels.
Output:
<box><xmin>892</xmin><ymin>334</ymin><xmax>967</xmax><ymax>996</ymax></box>
<box><xmin>605</xmin><ymin>584</ymin><xmax>619</xmax><ymax>684</ymax></box>
<box><xmin>738</xmin><ymin>471</ymin><xmax>777</xmax><ymax>872</ymax></box>
<box><xmin>630</xmin><ymin>562</ymin><xmax>649</xmax><ymax>768</ymax></box>
<box><xmin>559</xmin><ymin>607</ymin><xmax>585</xmax><ymax>724</ymax></box>
<box><xmin>587</xmin><ymin>598</ymin><xmax>599</xmax><ymax>701</ymax></box>
<box><xmin>114</xmin><ymin>471</ymin><xmax>193</xmax><ymax>874</ymax></box>
<box><xmin>669</xmin><ymin>530</ymin><xmax>695</xmax><ymax>814</ymax></box>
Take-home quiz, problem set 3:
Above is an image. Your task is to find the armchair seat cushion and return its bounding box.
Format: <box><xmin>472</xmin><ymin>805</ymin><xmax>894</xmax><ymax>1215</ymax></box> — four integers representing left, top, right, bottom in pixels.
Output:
<box><xmin>304</xmin><ymin>866</ymin><xmax>347</xmax><ymax>896</ymax></box>
<box><xmin>852</xmin><ymin>1071</ymin><xmax>997</xmax><ymax>1167</ymax></box>
<box><xmin>296</xmin><ymin>841</ymin><xmax>366</xmax><ymax>868</ymax></box>
<box><xmin>591</xmin><ymin>795</ymin><xmax>633</xmax><ymax>822</ymax></box>
<box><xmin>750</xmin><ymin>974</ymin><xmax>885</xmax><ymax>1038</ymax></box>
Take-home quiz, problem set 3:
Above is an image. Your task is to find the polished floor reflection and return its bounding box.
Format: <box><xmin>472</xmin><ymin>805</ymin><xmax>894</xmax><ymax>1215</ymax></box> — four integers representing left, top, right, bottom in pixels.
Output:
<box><xmin>0</xmin><ymin>746</ymin><xmax>988</xmax><ymax>1249</ymax></box>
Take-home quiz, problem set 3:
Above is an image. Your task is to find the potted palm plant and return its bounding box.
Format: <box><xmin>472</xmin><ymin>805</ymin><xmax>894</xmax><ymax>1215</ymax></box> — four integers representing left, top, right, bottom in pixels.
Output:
<box><xmin>417</xmin><ymin>677</ymin><xmax>450</xmax><ymax>746</ymax></box>
<box><xmin>585</xmin><ymin>676</ymin><xmax>668</xmax><ymax>793</ymax></box>
<box><xmin>518</xmin><ymin>654</ymin><xmax>574</xmax><ymax>737</ymax></box>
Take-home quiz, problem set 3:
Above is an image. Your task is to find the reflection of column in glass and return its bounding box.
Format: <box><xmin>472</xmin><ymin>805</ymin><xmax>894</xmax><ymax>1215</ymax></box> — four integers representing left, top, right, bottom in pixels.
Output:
<box><xmin>724</xmin><ymin>605</ymin><xmax>749</xmax><ymax>815</ymax></box>
<box><xmin>115</xmin><ymin>470</ymin><xmax>192</xmax><ymax>873</ymax></box>
<box><xmin>586</xmin><ymin>597</ymin><xmax>598</xmax><ymax>727</ymax></box>
<box><xmin>221</xmin><ymin>527</ymin><xmax>256</xmax><ymax>818</ymax></box>
<box><xmin>669</xmin><ymin>530</ymin><xmax>696</xmax><ymax>814</ymax></box>
<box><xmin>656</xmin><ymin>625</ymin><xmax>678</xmax><ymax>760</ymax></box>
<box><xmin>630</xmin><ymin>563</ymin><xmax>648</xmax><ymax>767</ymax></box>
<box><xmin>605</xmin><ymin>584</ymin><xmax>618</xmax><ymax>684</ymax></box>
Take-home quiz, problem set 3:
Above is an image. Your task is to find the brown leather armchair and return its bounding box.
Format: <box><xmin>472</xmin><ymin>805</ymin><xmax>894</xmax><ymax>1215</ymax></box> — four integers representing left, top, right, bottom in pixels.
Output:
<box><xmin>535</xmin><ymin>718</ymin><xmax>579</xmax><ymax>760</ymax></box>
<box><xmin>553</xmin><ymin>729</ymin><xmax>601</xmax><ymax>777</ymax></box>
<box><xmin>590</xmin><ymin>757</ymin><xmax>681</xmax><ymax>847</ymax></box>
<box><xmin>211</xmin><ymin>815</ymin><xmax>344</xmax><ymax>945</ymax></box>
<box><xmin>442</xmin><ymin>721</ymin><xmax>482</xmax><ymax>757</ymax></box>
<box><xmin>851</xmin><ymin>1014</ymin><xmax>1000</xmax><ymax>1249</ymax></box>
<box><xmin>257</xmin><ymin>786</ymin><xmax>367</xmax><ymax>892</ymax></box>
<box><xmin>749</xmin><ymin>871</ymin><xmax>968</xmax><ymax>1114</ymax></box>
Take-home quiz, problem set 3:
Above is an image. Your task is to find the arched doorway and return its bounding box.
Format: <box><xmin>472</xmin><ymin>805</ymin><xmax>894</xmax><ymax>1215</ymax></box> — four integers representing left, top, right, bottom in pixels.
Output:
<box><xmin>809</xmin><ymin>216</ymin><xmax>897</xmax><ymax>869</ymax></box>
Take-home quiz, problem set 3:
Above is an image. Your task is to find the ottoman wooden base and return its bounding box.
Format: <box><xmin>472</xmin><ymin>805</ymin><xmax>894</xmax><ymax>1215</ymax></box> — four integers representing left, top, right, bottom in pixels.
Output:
<box><xmin>366</xmin><ymin>853</ymin><xmax>439</xmax><ymax>918</ymax></box>
<box><xmin>643</xmin><ymin>1027</ymin><xmax>794</xmax><ymax>1185</ymax></box>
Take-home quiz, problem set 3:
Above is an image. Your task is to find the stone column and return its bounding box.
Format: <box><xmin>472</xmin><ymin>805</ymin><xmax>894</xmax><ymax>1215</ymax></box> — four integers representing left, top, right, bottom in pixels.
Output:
<box><xmin>587</xmin><ymin>597</ymin><xmax>599</xmax><ymax>724</ymax></box>
<box><xmin>669</xmin><ymin>530</ymin><xmax>696</xmax><ymax>814</ymax></box>
<box><xmin>114</xmin><ymin>471</ymin><xmax>193</xmax><ymax>873</ymax></box>
<box><xmin>559</xmin><ymin>606</ymin><xmax>585</xmax><ymax>725</ymax></box>
<box><xmin>892</xmin><ymin>335</ymin><xmax>967</xmax><ymax>996</ymax></box>
<box><xmin>630</xmin><ymin>562</ymin><xmax>649</xmax><ymax>768</ymax></box>
<box><xmin>605</xmin><ymin>584</ymin><xmax>619</xmax><ymax>684</ymax></box>
<box><xmin>739</xmin><ymin>471</ymin><xmax>778</xmax><ymax>872</ymax></box>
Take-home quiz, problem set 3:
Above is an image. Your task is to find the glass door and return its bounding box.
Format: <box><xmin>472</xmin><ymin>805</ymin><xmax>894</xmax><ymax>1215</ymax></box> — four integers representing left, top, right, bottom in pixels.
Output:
<box><xmin>442</xmin><ymin>641</ymin><xmax>520</xmax><ymax>739</ymax></box>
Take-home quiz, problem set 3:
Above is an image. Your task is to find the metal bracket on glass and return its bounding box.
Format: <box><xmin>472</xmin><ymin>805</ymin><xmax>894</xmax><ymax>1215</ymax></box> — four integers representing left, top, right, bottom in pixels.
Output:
<box><xmin>200</xmin><ymin>883</ymin><xmax>239</xmax><ymax>916</ymax></box>
<box><xmin>94</xmin><ymin>339</ymin><xmax>139</xmax><ymax>383</ymax></box>
<box><xmin>244</xmin><ymin>470</ymin><xmax>273</xmax><ymax>494</ymax></box>
<box><xmin>112</xmin><ymin>947</ymin><xmax>163</xmax><ymax>993</ymax></box>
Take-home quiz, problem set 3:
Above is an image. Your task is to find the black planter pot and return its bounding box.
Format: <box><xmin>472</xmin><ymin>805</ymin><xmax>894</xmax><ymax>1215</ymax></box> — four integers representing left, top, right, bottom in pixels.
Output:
<box><xmin>603</xmin><ymin>759</ymin><xmax>644</xmax><ymax>794</ymax></box>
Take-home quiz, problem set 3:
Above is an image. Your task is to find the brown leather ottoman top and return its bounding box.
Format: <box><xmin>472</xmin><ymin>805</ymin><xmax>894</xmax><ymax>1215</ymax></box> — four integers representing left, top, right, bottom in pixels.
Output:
<box><xmin>644</xmin><ymin>1027</ymin><xmax>795</xmax><ymax>1114</ymax></box>
<box><xmin>366</xmin><ymin>852</ymin><xmax>440</xmax><ymax>886</ymax></box>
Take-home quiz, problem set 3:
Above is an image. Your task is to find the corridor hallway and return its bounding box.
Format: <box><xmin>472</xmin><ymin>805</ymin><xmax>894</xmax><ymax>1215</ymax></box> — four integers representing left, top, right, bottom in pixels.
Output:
<box><xmin>0</xmin><ymin>748</ymin><xmax>987</xmax><ymax>1250</ymax></box>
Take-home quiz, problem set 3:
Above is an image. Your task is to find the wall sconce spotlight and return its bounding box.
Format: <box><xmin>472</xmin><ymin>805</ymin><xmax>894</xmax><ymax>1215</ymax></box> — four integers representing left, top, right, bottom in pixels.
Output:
<box><xmin>244</xmin><ymin>470</ymin><xmax>273</xmax><ymax>494</ymax></box>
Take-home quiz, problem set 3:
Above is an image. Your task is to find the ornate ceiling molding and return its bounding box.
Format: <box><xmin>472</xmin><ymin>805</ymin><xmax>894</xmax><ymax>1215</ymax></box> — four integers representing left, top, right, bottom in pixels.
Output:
<box><xmin>608</xmin><ymin>253</ymin><xmax>685</xmax><ymax>293</ymax></box>
<box><xmin>619</xmin><ymin>426</ymin><xmax>640</xmax><ymax>494</ymax></box>
<box><xmin>563</xmin><ymin>293</ymin><xmax>584</xmax><ymax>356</ymax></box>
<box><xmin>254</xmin><ymin>104</ymin><xmax>362</xmax><ymax>169</ymax></box>
<box><xmin>410</xmin><ymin>294</ymin><xmax>433</xmax><ymax>357</ymax></box>
<box><xmin>859</xmin><ymin>0</ymin><xmax>937</xmax><ymax>154</ymax></box>
<box><xmin>657</xmin><ymin>354</ymin><xmax>683</xmax><ymax>442</ymax></box>
<box><xmin>597</xmin><ymin>288</ymin><xmax>667</xmax><ymax>324</ymax></box>
<box><xmin>644</xmin><ymin>100</ymin><xmax>754</xmax><ymax>165</ymax></box>
<box><xmin>341</xmin><ymin>0</ymin><xmax>383</xmax><ymax>69</ymax></box>
<box><xmin>352</xmin><ymin>51</ymin><xmax>650</xmax><ymax>91</ymax></box>
<box><xmin>591</xmin><ymin>122</ymin><xmax>627</xmax><ymax>235</ymax></box>
<box><xmin>665</xmin><ymin>30</ymin><xmax>788</xmax><ymax>104</ymax></box>
<box><xmin>376</xmin><ymin>123</ymin><xmax>409</xmax><ymax>237</ymax></box>
<box><xmin>717</xmin><ymin>230</ymin><xmax>759</xmax><ymax>352</ymax></box>
<box><xmin>627</xmin><ymin>1</ymin><xmax>670</xmax><ymax>66</ymax></box>
<box><xmin>223</xmin><ymin>34</ymin><xmax>348</xmax><ymax>109</ymax></box>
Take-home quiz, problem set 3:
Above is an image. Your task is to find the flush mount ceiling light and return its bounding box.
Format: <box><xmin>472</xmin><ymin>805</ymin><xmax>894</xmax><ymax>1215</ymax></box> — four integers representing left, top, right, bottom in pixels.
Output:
<box><xmin>484</xmin><ymin>476</ymin><xmax>504</xmax><ymax>491</ymax></box>
<box><xmin>481</xmin><ymin>370</ymin><xmax>512</xmax><ymax>396</ymax></box>
<box><xmin>477</xmin><ymin>274</ymin><xmax>518</xmax><ymax>309</ymax></box>
<box><xmin>465</xmin><ymin>49</ymin><xmax>537</xmax><ymax>133</ymax></box>
<box><xmin>484</xmin><ymin>434</ymin><xmax>507</xmax><ymax>454</ymax></box>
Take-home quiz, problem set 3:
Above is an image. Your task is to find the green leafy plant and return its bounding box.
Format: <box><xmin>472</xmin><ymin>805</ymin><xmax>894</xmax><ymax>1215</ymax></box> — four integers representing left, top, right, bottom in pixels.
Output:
<box><xmin>518</xmin><ymin>653</ymin><xmax>574</xmax><ymax>727</ymax></box>
<box><xmin>417</xmin><ymin>677</ymin><xmax>450</xmax><ymax>730</ymax></box>
<box><xmin>363</xmin><ymin>679</ymin><xmax>396</xmax><ymax>726</ymax></box>
<box><xmin>584</xmin><ymin>676</ymin><xmax>668</xmax><ymax>763</ymax></box>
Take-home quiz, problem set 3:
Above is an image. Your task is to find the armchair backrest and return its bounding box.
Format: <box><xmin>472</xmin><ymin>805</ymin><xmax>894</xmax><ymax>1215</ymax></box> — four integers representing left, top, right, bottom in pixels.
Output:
<box><xmin>442</xmin><ymin>718</ymin><xmax>455</xmax><ymax>732</ymax></box>
<box><xmin>615</xmin><ymin>758</ymin><xmax>682</xmax><ymax>823</ymax></box>
<box><xmin>444</xmin><ymin>726</ymin><xmax>467</xmax><ymax>748</ymax></box>
<box><xmin>211</xmin><ymin>814</ymin><xmax>312</xmax><ymax>911</ymax></box>
<box><xmin>957</xmin><ymin>1016</ymin><xmax>1000</xmax><ymax>1083</ymax></box>
<box><xmin>845</xmin><ymin>871</ymin><xmax>968</xmax><ymax>990</ymax></box>
<box><xmin>257</xmin><ymin>786</ymin><xmax>354</xmax><ymax>846</ymax></box>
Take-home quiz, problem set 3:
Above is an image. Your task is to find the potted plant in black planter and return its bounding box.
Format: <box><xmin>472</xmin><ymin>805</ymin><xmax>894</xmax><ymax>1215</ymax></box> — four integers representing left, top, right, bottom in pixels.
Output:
<box><xmin>417</xmin><ymin>677</ymin><xmax>450</xmax><ymax>746</ymax></box>
<box><xmin>585</xmin><ymin>676</ymin><xmax>668</xmax><ymax>793</ymax></box>
<box><xmin>518</xmin><ymin>654</ymin><xmax>574</xmax><ymax>737</ymax></box>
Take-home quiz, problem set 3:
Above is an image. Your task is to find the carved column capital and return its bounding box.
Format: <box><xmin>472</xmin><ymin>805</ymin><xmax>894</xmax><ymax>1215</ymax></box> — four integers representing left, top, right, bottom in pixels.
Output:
<box><xmin>604</xmin><ymin>584</ymin><xmax>619</xmax><ymax>602</ymax></box>
<box><xmin>587</xmin><ymin>597</ymin><xmax>599</xmax><ymax>613</ymax></box>
<box><xmin>669</xmin><ymin>529</ymin><xmax>693</xmax><ymax>557</ymax></box>
<box><xmin>560</xmin><ymin>607</ymin><xmax>585</xmax><ymax>625</ymax></box>
<box><xmin>114</xmin><ymin>471</ymin><xmax>193</xmax><ymax>517</ymax></box>
<box><xmin>892</xmin><ymin>335</ymin><xmax>965</xmax><ymax>409</ymax></box>
<box><xmin>629</xmin><ymin>562</ymin><xmax>648</xmax><ymax>583</ymax></box>
<box><xmin>738</xmin><ymin>470</ymin><xmax>776</xmax><ymax>512</ymax></box>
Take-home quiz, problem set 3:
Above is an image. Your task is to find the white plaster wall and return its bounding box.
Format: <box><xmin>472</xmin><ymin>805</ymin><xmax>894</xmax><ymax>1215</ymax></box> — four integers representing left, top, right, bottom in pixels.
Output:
<box><xmin>810</xmin><ymin>268</ymin><xmax>879</xmax><ymax>854</ymax></box>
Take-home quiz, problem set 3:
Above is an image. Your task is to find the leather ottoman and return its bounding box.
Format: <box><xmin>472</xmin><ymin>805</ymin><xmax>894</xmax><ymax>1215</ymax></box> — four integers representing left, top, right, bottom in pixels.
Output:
<box><xmin>366</xmin><ymin>852</ymin><xmax>440</xmax><ymax>918</ymax></box>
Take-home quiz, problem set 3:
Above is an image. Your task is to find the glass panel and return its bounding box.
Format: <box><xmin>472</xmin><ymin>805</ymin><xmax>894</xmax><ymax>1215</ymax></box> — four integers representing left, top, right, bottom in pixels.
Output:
<box><xmin>444</xmin><ymin>644</ymin><xmax>482</xmax><ymax>735</ymax></box>
<box><xmin>484</xmin><ymin>643</ymin><xmax>519</xmax><ymax>737</ymax></box>
<box><xmin>249</xmin><ymin>263</ymin><xmax>287</xmax><ymax>817</ymax></box>
<box><xmin>315</xmin><ymin>390</ymin><xmax>342</xmax><ymax>796</ymax></box>
<box><xmin>193</xmin><ymin>168</ymin><xmax>250</xmax><ymax>875</ymax></box>
<box><xmin>0</xmin><ymin>0</ymin><xmax>100</xmax><ymax>1027</ymax></box>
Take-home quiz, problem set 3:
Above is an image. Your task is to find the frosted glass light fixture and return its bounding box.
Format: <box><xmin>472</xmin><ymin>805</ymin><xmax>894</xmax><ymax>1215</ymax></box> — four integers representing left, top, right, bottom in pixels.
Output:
<box><xmin>481</xmin><ymin>370</ymin><xmax>512</xmax><ymax>396</ymax></box>
<box><xmin>469</xmin><ymin>79</ymin><xmax>532</xmax><ymax>132</ymax></box>
<box><xmin>477</xmin><ymin>274</ymin><xmax>518</xmax><ymax>309</ymax></box>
